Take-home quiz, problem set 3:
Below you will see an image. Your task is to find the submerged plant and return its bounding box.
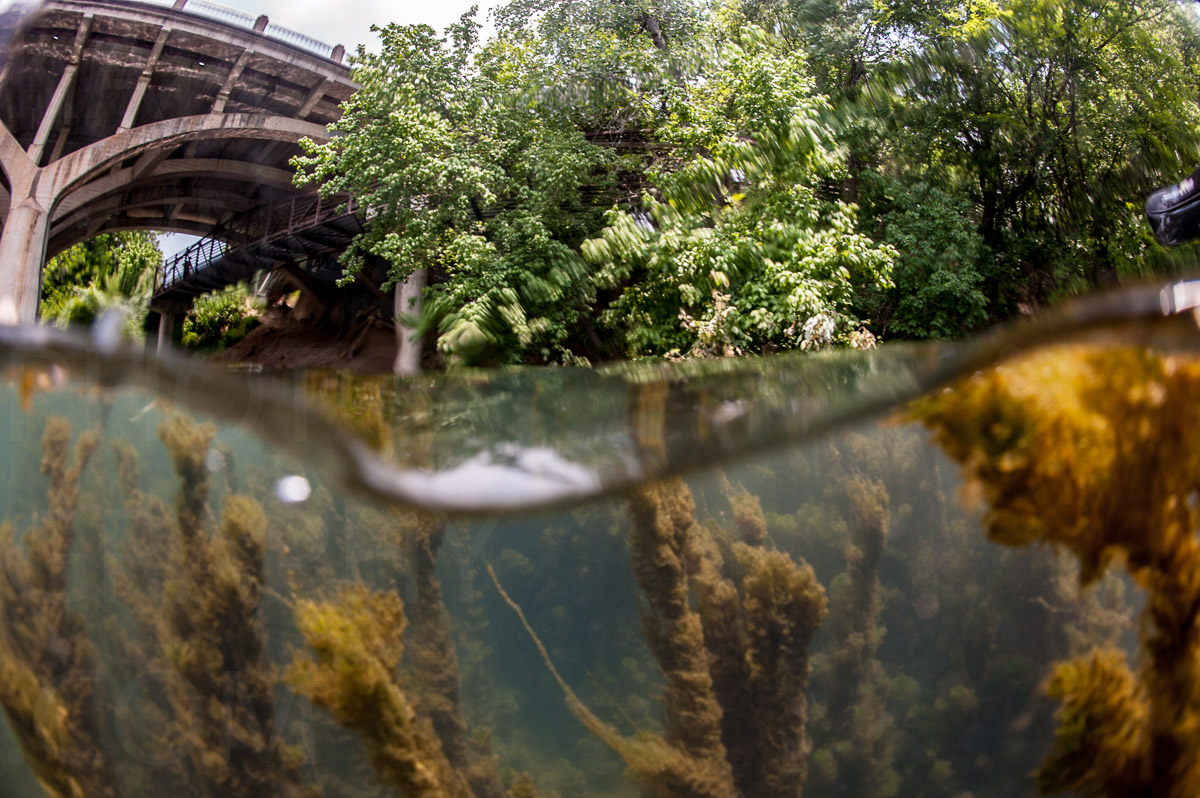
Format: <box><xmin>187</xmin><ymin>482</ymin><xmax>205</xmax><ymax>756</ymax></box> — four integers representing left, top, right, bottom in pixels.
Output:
<box><xmin>719</xmin><ymin>473</ymin><xmax>767</xmax><ymax>546</ymax></box>
<box><xmin>286</xmin><ymin>508</ymin><xmax>526</xmax><ymax>798</ymax></box>
<box><xmin>494</xmin><ymin>476</ymin><xmax>827</xmax><ymax>798</ymax></box>
<box><xmin>289</xmin><ymin>584</ymin><xmax>474</xmax><ymax>798</ymax></box>
<box><xmin>0</xmin><ymin>418</ymin><xmax>117</xmax><ymax>798</ymax></box>
<box><xmin>162</xmin><ymin>417</ymin><xmax>309</xmax><ymax>796</ymax></box>
<box><xmin>806</xmin><ymin>469</ymin><xmax>898</xmax><ymax>797</ymax></box>
<box><xmin>913</xmin><ymin>345</ymin><xmax>1200</xmax><ymax>798</ymax></box>
<box><xmin>102</xmin><ymin>415</ymin><xmax>310</xmax><ymax>798</ymax></box>
<box><xmin>404</xmin><ymin>514</ymin><xmax>506</xmax><ymax>798</ymax></box>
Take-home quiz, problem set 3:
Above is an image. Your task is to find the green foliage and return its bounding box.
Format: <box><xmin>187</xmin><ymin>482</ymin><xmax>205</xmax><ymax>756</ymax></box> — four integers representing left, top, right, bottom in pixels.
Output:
<box><xmin>584</xmin><ymin>10</ymin><xmax>894</xmax><ymax>358</ymax></box>
<box><xmin>745</xmin><ymin>0</ymin><xmax>1200</xmax><ymax>335</ymax></box>
<box><xmin>42</xmin><ymin>232</ymin><xmax>160</xmax><ymax>301</ymax></box>
<box><xmin>39</xmin><ymin>232</ymin><xmax>162</xmax><ymax>339</ymax></box>
<box><xmin>181</xmin><ymin>284</ymin><xmax>259</xmax><ymax>350</ymax></box>
<box><xmin>296</xmin><ymin>0</ymin><xmax>1200</xmax><ymax>362</ymax></box>
<box><xmin>879</xmin><ymin>0</ymin><xmax>1200</xmax><ymax>309</ymax></box>
<box><xmin>861</xmin><ymin>176</ymin><xmax>988</xmax><ymax>339</ymax></box>
<box><xmin>492</xmin><ymin>0</ymin><xmax>707</xmax><ymax>129</ymax></box>
<box><xmin>294</xmin><ymin>10</ymin><xmax>614</xmax><ymax>365</ymax></box>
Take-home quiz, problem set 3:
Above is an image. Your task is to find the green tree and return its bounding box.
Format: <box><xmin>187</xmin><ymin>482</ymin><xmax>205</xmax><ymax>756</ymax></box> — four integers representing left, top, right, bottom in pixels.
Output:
<box><xmin>297</xmin><ymin>0</ymin><xmax>1200</xmax><ymax>363</ymax></box>
<box><xmin>879</xmin><ymin>0</ymin><xmax>1200</xmax><ymax>314</ymax></box>
<box><xmin>858</xmin><ymin>175</ymin><xmax>988</xmax><ymax>340</ymax></box>
<box><xmin>295</xmin><ymin>10</ymin><xmax>613</xmax><ymax>365</ymax></box>
<box><xmin>584</xmin><ymin>8</ymin><xmax>894</xmax><ymax>358</ymax></box>
<box><xmin>492</xmin><ymin>0</ymin><xmax>707</xmax><ymax>129</ymax></box>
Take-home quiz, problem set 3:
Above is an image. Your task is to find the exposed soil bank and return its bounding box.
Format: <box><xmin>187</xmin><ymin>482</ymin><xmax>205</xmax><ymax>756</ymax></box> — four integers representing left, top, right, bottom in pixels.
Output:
<box><xmin>212</xmin><ymin>307</ymin><xmax>398</xmax><ymax>373</ymax></box>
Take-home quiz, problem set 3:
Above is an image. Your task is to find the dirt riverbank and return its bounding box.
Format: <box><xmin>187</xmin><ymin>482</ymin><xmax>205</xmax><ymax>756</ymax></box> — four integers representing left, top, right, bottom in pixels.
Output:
<box><xmin>212</xmin><ymin>307</ymin><xmax>399</xmax><ymax>373</ymax></box>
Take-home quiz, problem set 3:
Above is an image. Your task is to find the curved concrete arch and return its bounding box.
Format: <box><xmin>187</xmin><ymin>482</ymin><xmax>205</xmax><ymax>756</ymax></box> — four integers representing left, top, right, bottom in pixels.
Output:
<box><xmin>0</xmin><ymin>0</ymin><xmax>357</xmax><ymax>324</ymax></box>
<box><xmin>50</xmin><ymin>187</ymin><xmax>257</xmax><ymax>247</ymax></box>
<box><xmin>55</xmin><ymin>185</ymin><xmax>258</xmax><ymax>227</ymax></box>
<box><xmin>55</xmin><ymin>157</ymin><xmax>302</xmax><ymax>220</ymax></box>
<box><xmin>0</xmin><ymin>111</ymin><xmax>331</xmax><ymax>322</ymax></box>
<box><xmin>46</xmin><ymin>113</ymin><xmax>328</xmax><ymax>207</ymax></box>
<box><xmin>47</xmin><ymin>220</ymin><xmax>219</xmax><ymax>259</ymax></box>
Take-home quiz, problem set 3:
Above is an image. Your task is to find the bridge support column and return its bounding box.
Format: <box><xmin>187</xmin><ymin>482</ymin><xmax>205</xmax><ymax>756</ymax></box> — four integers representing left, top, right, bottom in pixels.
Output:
<box><xmin>157</xmin><ymin>312</ymin><xmax>175</xmax><ymax>352</ymax></box>
<box><xmin>0</xmin><ymin>200</ymin><xmax>51</xmax><ymax>325</ymax></box>
<box><xmin>393</xmin><ymin>267</ymin><xmax>426</xmax><ymax>376</ymax></box>
<box><xmin>0</xmin><ymin>121</ymin><xmax>49</xmax><ymax>326</ymax></box>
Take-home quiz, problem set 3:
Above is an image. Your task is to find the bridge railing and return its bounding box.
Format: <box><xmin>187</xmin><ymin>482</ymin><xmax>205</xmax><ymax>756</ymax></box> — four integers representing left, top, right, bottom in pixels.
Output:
<box><xmin>176</xmin><ymin>0</ymin><xmax>253</xmax><ymax>27</ymax></box>
<box><xmin>264</xmin><ymin>23</ymin><xmax>338</xmax><ymax>59</ymax></box>
<box><xmin>154</xmin><ymin>192</ymin><xmax>360</xmax><ymax>295</ymax></box>
<box><xmin>134</xmin><ymin>0</ymin><xmax>345</xmax><ymax>62</ymax></box>
<box><xmin>155</xmin><ymin>236</ymin><xmax>226</xmax><ymax>290</ymax></box>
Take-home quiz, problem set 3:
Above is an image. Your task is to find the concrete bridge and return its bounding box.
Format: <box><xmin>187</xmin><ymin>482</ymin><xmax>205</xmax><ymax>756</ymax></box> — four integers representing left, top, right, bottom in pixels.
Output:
<box><xmin>0</xmin><ymin>0</ymin><xmax>359</xmax><ymax>326</ymax></box>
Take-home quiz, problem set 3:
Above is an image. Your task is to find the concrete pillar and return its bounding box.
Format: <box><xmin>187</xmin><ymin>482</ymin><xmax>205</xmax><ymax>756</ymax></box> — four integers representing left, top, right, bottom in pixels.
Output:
<box><xmin>211</xmin><ymin>49</ymin><xmax>250</xmax><ymax>114</ymax></box>
<box><xmin>157</xmin><ymin>312</ymin><xmax>175</xmax><ymax>352</ymax></box>
<box><xmin>393</xmin><ymin>267</ymin><xmax>427</xmax><ymax>376</ymax></box>
<box><xmin>0</xmin><ymin>200</ymin><xmax>50</xmax><ymax>325</ymax></box>
<box><xmin>0</xmin><ymin>117</ymin><xmax>44</xmax><ymax>325</ymax></box>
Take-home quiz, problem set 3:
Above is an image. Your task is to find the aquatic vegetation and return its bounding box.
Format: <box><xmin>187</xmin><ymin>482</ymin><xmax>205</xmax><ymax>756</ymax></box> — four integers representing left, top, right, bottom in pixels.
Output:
<box><xmin>405</xmin><ymin>514</ymin><xmax>505</xmax><ymax>798</ymax></box>
<box><xmin>1037</xmin><ymin>648</ymin><xmax>1147</xmax><ymax>795</ymax></box>
<box><xmin>104</xmin><ymin>439</ymin><xmax>190</xmax><ymax>792</ymax></box>
<box><xmin>914</xmin><ymin>346</ymin><xmax>1200</xmax><ymax>797</ymax></box>
<box><xmin>807</xmin><ymin>471</ymin><xmax>898</xmax><ymax>797</ymax></box>
<box><xmin>0</xmin><ymin>418</ymin><xmax>117</xmax><ymax>798</ymax></box>
<box><xmin>285</xmin><ymin>501</ymin><xmax>528</xmax><ymax>798</ymax></box>
<box><xmin>289</xmin><ymin>584</ymin><xmax>474</xmax><ymax>798</ymax></box>
<box><xmin>763</xmin><ymin>426</ymin><xmax>1126</xmax><ymax>797</ymax></box>
<box><xmin>507</xmin><ymin>772</ymin><xmax>541</xmax><ymax>798</ymax></box>
<box><xmin>495</xmin><ymin>476</ymin><xmax>827</xmax><ymax>798</ymax></box>
<box><xmin>143</xmin><ymin>415</ymin><xmax>309</xmax><ymax>797</ymax></box>
<box><xmin>718</xmin><ymin>474</ymin><xmax>767</xmax><ymax>546</ymax></box>
<box><xmin>1</xmin><ymin>345</ymin><xmax>1186</xmax><ymax>798</ymax></box>
<box><xmin>726</xmin><ymin>541</ymin><xmax>827</xmax><ymax>796</ymax></box>
<box><xmin>626</xmin><ymin>481</ymin><xmax>736</xmax><ymax>788</ymax></box>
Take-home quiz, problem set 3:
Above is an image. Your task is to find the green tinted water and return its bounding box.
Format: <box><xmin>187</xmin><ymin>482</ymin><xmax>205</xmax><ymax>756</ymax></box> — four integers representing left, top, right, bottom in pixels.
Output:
<box><xmin>0</xmin><ymin>283</ymin><xmax>1196</xmax><ymax>797</ymax></box>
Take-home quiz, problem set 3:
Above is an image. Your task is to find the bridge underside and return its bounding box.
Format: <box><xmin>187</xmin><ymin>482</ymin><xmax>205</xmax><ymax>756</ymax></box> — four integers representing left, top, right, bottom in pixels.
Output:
<box><xmin>151</xmin><ymin>192</ymin><xmax>365</xmax><ymax>312</ymax></box>
<box><xmin>0</xmin><ymin>0</ymin><xmax>359</xmax><ymax>324</ymax></box>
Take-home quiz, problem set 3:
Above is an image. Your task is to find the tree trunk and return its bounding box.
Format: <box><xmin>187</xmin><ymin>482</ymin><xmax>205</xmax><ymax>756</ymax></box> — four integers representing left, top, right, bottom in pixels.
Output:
<box><xmin>393</xmin><ymin>267</ymin><xmax>428</xmax><ymax>376</ymax></box>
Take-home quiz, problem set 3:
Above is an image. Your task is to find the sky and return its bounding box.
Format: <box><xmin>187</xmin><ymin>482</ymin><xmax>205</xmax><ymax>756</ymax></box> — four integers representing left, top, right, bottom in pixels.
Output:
<box><xmin>230</xmin><ymin>0</ymin><xmax>498</xmax><ymax>54</ymax></box>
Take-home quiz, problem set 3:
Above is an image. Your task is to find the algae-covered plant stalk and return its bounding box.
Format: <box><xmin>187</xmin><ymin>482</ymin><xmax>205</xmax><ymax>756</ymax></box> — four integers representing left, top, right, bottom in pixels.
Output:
<box><xmin>0</xmin><ymin>406</ymin><xmax>539</xmax><ymax>798</ymax></box>
<box><xmin>289</xmin><ymin>584</ymin><xmax>474</xmax><ymax>798</ymax></box>
<box><xmin>0</xmin><ymin>418</ymin><xmax>117</xmax><ymax>798</ymax></box>
<box><xmin>286</xmin><ymin>510</ymin><xmax>513</xmax><ymax>798</ymax></box>
<box><xmin>493</xmin><ymin>476</ymin><xmax>827</xmax><ymax>798</ymax></box>
<box><xmin>806</xmin><ymin>462</ymin><xmax>897</xmax><ymax>797</ymax></box>
<box><xmin>154</xmin><ymin>415</ymin><xmax>310</xmax><ymax>797</ymax></box>
<box><xmin>98</xmin><ymin>414</ymin><xmax>311</xmax><ymax>797</ymax></box>
<box><xmin>915</xmin><ymin>346</ymin><xmax>1200</xmax><ymax>798</ymax></box>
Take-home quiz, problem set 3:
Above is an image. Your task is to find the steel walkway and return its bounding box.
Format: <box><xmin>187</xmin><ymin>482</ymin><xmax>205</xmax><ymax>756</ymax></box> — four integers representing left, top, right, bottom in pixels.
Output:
<box><xmin>152</xmin><ymin>192</ymin><xmax>362</xmax><ymax>310</ymax></box>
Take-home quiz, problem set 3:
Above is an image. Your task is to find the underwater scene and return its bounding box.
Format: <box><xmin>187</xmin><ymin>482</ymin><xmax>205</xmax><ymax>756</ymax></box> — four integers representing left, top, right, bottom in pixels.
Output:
<box><xmin>2</xmin><ymin>291</ymin><xmax>1200</xmax><ymax>798</ymax></box>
